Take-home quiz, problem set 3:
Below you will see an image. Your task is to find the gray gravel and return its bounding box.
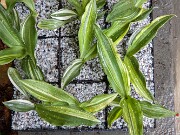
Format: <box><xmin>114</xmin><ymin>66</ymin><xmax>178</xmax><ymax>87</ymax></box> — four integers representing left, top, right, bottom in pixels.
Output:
<box><xmin>12</xmin><ymin>0</ymin><xmax>155</xmax><ymax>131</ymax></box>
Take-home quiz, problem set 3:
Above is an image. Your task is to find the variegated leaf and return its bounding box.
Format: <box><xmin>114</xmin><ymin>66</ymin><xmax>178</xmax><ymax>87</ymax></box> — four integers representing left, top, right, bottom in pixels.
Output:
<box><xmin>38</xmin><ymin>19</ymin><xmax>69</xmax><ymax>30</ymax></box>
<box><xmin>78</xmin><ymin>0</ymin><xmax>97</xmax><ymax>58</ymax></box>
<box><xmin>133</xmin><ymin>8</ymin><xmax>153</xmax><ymax>22</ymax></box>
<box><xmin>82</xmin><ymin>0</ymin><xmax>90</xmax><ymax>9</ymax></box>
<box><xmin>51</xmin><ymin>9</ymin><xmax>77</xmax><ymax>21</ymax></box>
<box><xmin>0</xmin><ymin>4</ymin><xmax>24</xmax><ymax>47</ymax></box>
<box><xmin>8</xmin><ymin>67</ymin><xmax>29</xmax><ymax>97</ymax></box>
<box><xmin>80</xmin><ymin>93</ymin><xmax>118</xmax><ymax>113</ymax></box>
<box><xmin>20</xmin><ymin>79</ymin><xmax>79</xmax><ymax>105</ymax></box>
<box><xmin>21</xmin><ymin>14</ymin><xmax>37</xmax><ymax>61</ymax></box>
<box><xmin>134</xmin><ymin>0</ymin><xmax>147</xmax><ymax>7</ymax></box>
<box><xmin>3</xmin><ymin>99</ymin><xmax>34</xmax><ymax>112</ymax></box>
<box><xmin>124</xmin><ymin>56</ymin><xmax>154</xmax><ymax>101</ymax></box>
<box><xmin>62</xmin><ymin>59</ymin><xmax>84</xmax><ymax>89</ymax></box>
<box><xmin>84</xmin><ymin>44</ymin><xmax>97</xmax><ymax>61</ymax></box>
<box><xmin>122</xmin><ymin>97</ymin><xmax>143</xmax><ymax>135</ymax></box>
<box><xmin>5</xmin><ymin>0</ymin><xmax>36</xmax><ymax>13</ymax></box>
<box><xmin>140</xmin><ymin>101</ymin><xmax>176</xmax><ymax>118</ymax></box>
<box><xmin>104</xmin><ymin>22</ymin><xmax>130</xmax><ymax>46</ymax></box>
<box><xmin>107</xmin><ymin>107</ymin><xmax>122</xmax><ymax>127</ymax></box>
<box><xmin>95</xmin><ymin>24</ymin><xmax>130</xmax><ymax>97</ymax></box>
<box><xmin>127</xmin><ymin>15</ymin><xmax>175</xmax><ymax>56</ymax></box>
<box><xmin>68</xmin><ymin>0</ymin><xmax>84</xmax><ymax>16</ymax></box>
<box><xmin>0</xmin><ymin>47</ymin><xmax>26</xmax><ymax>65</ymax></box>
<box><xmin>36</xmin><ymin>104</ymin><xmax>100</xmax><ymax>126</ymax></box>
<box><xmin>97</xmin><ymin>0</ymin><xmax>106</xmax><ymax>9</ymax></box>
<box><xmin>106</xmin><ymin>0</ymin><xmax>142</xmax><ymax>22</ymax></box>
<box><xmin>21</xmin><ymin>56</ymin><xmax>44</xmax><ymax>81</ymax></box>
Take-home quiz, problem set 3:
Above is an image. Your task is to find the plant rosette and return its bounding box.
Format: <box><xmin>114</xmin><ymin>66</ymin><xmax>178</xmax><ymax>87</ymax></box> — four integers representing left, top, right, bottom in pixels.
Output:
<box><xmin>0</xmin><ymin>0</ymin><xmax>177</xmax><ymax>135</ymax></box>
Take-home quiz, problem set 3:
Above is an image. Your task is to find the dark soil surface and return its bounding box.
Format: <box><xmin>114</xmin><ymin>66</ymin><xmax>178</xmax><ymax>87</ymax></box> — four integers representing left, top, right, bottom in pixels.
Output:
<box><xmin>0</xmin><ymin>40</ymin><xmax>17</xmax><ymax>135</ymax></box>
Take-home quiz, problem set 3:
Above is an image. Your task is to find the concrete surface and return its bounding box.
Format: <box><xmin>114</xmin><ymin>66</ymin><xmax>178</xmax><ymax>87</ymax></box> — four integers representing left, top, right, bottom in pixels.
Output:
<box><xmin>173</xmin><ymin>0</ymin><xmax>180</xmax><ymax>134</ymax></box>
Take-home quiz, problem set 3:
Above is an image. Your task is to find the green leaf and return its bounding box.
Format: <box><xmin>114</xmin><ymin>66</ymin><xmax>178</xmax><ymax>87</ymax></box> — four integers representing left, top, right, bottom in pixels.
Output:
<box><xmin>97</xmin><ymin>0</ymin><xmax>106</xmax><ymax>9</ymax></box>
<box><xmin>110</xmin><ymin>97</ymin><xmax>121</xmax><ymax>107</ymax></box>
<box><xmin>3</xmin><ymin>99</ymin><xmax>34</xmax><ymax>112</ymax></box>
<box><xmin>62</xmin><ymin>59</ymin><xmax>84</xmax><ymax>89</ymax></box>
<box><xmin>5</xmin><ymin>0</ymin><xmax>36</xmax><ymax>14</ymax></box>
<box><xmin>95</xmin><ymin>24</ymin><xmax>130</xmax><ymax>97</ymax></box>
<box><xmin>12</xmin><ymin>9</ymin><xmax>21</xmax><ymax>31</ymax></box>
<box><xmin>21</xmin><ymin>14</ymin><xmax>37</xmax><ymax>61</ymax></box>
<box><xmin>127</xmin><ymin>15</ymin><xmax>175</xmax><ymax>56</ymax></box>
<box><xmin>97</xmin><ymin>10</ymin><xmax>107</xmax><ymax>20</ymax></box>
<box><xmin>20</xmin><ymin>79</ymin><xmax>79</xmax><ymax>105</ymax></box>
<box><xmin>8</xmin><ymin>67</ymin><xmax>29</xmax><ymax>97</ymax></box>
<box><xmin>133</xmin><ymin>8</ymin><xmax>153</xmax><ymax>22</ymax></box>
<box><xmin>38</xmin><ymin>19</ymin><xmax>69</xmax><ymax>30</ymax></box>
<box><xmin>134</xmin><ymin>0</ymin><xmax>147</xmax><ymax>7</ymax></box>
<box><xmin>0</xmin><ymin>46</ymin><xmax>26</xmax><ymax>65</ymax></box>
<box><xmin>107</xmin><ymin>107</ymin><xmax>122</xmax><ymax>127</ymax></box>
<box><xmin>106</xmin><ymin>0</ymin><xmax>142</xmax><ymax>22</ymax></box>
<box><xmin>84</xmin><ymin>44</ymin><xmax>97</xmax><ymax>61</ymax></box>
<box><xmin>82</xmin><ymin>0</ymin><xmax>90</xmax><ymax>9</ymax></box>
<box><xmin>78</xmin><ymin>0</ymin><xmax>97</xmax><ymax>58</ymax></box>
<box><xmin>67</xmin><ymin>0</ymin><xmax>84</xmax><ymax>16</ymax></box>
<box><xmin>124</xmin><ymin>56</ymin><xmax>154</xmax><ymax>101</ymax></box>
<box><xmin>104</xmin><ymin>22</ymin><xmax>130</xmax><ymax>46</ymax></box>
<box><xmin>122</xmin><ymin>97</ymin><xmax>143</xmax><ymax>135</ymax></box>
<box><xmin>21</xmin><ymin>56</ymin><xmax>44</xmax><ymax>81</ymax></box>
<box><xmin>80</xmin><ymin>93</ymin><xmax>118</xmax><ymax>113</ymax></box>
<box><xmin>51</xmin><ymin>9</ymin><xmax>77</xmax><ymax>21</ymax></box>
<box><xmin>140</xmin><ymin>101</ymin><xmax>176</xmax><ymax>118</ymax></box>
<box><xmin>62</xmin><ymin>45</ymin><xmax>97</xmax><ymax>89</ymax></box>
<box><xmin>50</xmin><ymin>101</ymin><xmax>69</xmax><ymax>106</ymax></box>
<box><xmin>0</xmin><ymin>4</ymin><xmax>24</xmax><ymax>47</ymax></box>
<box><xmin>35</xmin><ymin>104</ymin><xmax>100</xmax><ymax>126</ymax></box>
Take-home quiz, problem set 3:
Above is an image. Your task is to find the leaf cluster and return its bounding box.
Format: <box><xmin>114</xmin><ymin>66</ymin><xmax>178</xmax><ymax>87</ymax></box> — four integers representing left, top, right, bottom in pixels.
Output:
<box><xmin>0</xmin><ymin>0</ymin><xmax>177</xmax><ymax>134</ymax></box>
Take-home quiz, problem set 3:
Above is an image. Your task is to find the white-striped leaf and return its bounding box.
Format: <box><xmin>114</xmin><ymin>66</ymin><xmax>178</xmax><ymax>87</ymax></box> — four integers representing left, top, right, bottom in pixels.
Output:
<box><xmin>3</xmin><ymin>99</ymin><xmax>34</xmax><ymax>112</ymax></box>
<box><xmin>97</xmin><ymin>0</ymin><xmax>106</xmax><ymax>9</ymax></box>
<box><xmin>140</xmin><ymin>101</ymin><xmax>176</xmax><ymax>118</ymax></box>
<box><xmin>124</xmin><ymin>56</ymin><xmax>154</xmax><ymax>101</ymax></box>
<box><xmin>122</xmin><ymin>97</ymin><xmax>143</xmax><ymax>135</ymax></box>
<box><xmin>8</xmin><ymin>68</ymin><xmax>29</xmax><ymax>97</ymax></box>
<box><xmin>35</xmin><ymin>104</ymin><xmax>100</xmax><ymax>126</ymax></box>
<box><xmin>80</xmin><ymin>93</ymin><xmax>118</xmax><ymax>113</ymax></box>
<box><xmin>21</xmin><ymin>14</ymin><xmax>37</xmax><ymax>61</ymax></box>
<box><xmin>0</xmin><ymin>47</ymin><xmax>26</xmax><ymax>65</ymax></box>
<box><xmin>21</xmin><ymin>56</ymin><xmax>44</xmax><ymax>81</ymax></box>
<box><xmin>127</xmin><ymin>15</ymin><xmax>175</xmax><ymax>56</ymax></box>
<box><xmin>78</xmin><ymin>0</ymin><xmax>97</xmax><ymax>58</ymax></box>
<box><xmin>106</xmin><ymin>0</ymin><xmax>142</xmax><ymax>22</ymax></box>
<box><xmin>12</xmin><ymin>8</ymin><xmax>21</xmax><ymax>31</ymax></box>
<box><xmin>95</xmin><ymin>24</ymin><xmax>130</xmax><ymax>97</ymax></box>
<box><xmin>20</xmin><ymin>79</ymin><xmax>79</xmax><ymax>105</ymax></box>
<box><xmin>110</xmin><ymin>97</ymin><xmax>121</xmax><ymax>107</ymax></box>
<box><xmin>62</xmin><ymin>59</ymin><xmax>84</xmax><ymax>89</ymax></box>
<box><xmin>38</xmin><ymin>19</ymin><xmax>69</xmax><ymax>30</ymax></box>
<box><xmin>133</xmin><ymin>8</ymin><xmax>153</xmax><ymax>22</ymax></box>
<box><xmin>51</xmin><ymin>9</ymin><xmax>77</xmax><ymax>21</ymax></box>
<box><xmin>107</xmin><ymin>107</ymin><xmax>123</xmax><ymax>127</ymax></box>
<box><xmin>84</xmin><ymin>44</ymin><xmax>97</xmax><ymax>61</ymax></box>
<box><xmin>82</xmin><ymin>0</ymin><xmax>90</xmax><ymax>9</ymax></box>
<box><xmin>104</xmin><ymin>22</ymin><xmax>130</xmax><ymax>46</ymax></box>
<box><xmin>0</xmin><ymin>4</ymin><xmax>24</xmax><ymax>47</ymax></box>
<box><xmin>5</xmin><ymin>0</ymin><xmax>36</xmax><ymax>13</ymax></box>
<box><xmin>68</xmin><ymin>0</ymin><xmax>84</xmax><ymax>16</ymax></box>
<box><xmin>134</xmin><ymin>0</ymin><xmax>147</xmax><ymax>7</ymax></box>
